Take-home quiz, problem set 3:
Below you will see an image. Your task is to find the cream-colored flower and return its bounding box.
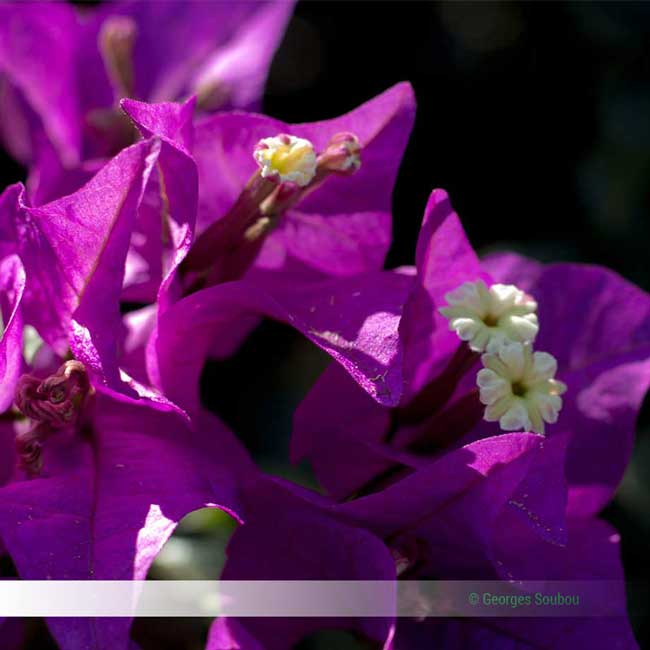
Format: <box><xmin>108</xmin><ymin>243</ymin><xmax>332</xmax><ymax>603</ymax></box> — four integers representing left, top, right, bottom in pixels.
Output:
<box><xmin>439</xmin><ymin>279</ymin><xmax>538</xmax><ymax>352</ymax></box>
<box><xmin>254</xmin><ymin>134</ymin><xmax>317</xmax><ymax>187</ymax></box>
<box><xmin>477</xmin><ymin>342</ymin><xmax>567</xmax><ymax>435</ymax></box>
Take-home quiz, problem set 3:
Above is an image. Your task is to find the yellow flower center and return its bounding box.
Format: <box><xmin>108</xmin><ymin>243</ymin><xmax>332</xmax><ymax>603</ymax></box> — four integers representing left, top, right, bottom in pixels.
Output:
<box><xmin>254</xmin><ymin>135</ymin><xmax>317</xmax><ymax>187</ymax></box>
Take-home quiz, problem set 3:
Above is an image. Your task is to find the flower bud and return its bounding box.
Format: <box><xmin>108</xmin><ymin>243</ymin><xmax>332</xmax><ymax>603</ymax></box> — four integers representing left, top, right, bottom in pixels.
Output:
<box><xmin>98</xmin><ymin>15</ymin><xmax>138</xmax><ymax>99</ymax></box>
<box><xmin>317</xmin><ymin>132</ymin><xmax>362</xmax><ymax>175</ymax></box>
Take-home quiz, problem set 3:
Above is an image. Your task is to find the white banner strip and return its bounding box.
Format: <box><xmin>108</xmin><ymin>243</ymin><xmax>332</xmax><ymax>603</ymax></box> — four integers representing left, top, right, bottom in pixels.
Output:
<box><xmin>0</xmin><ymin>580</ymin><xmax>628</xmax><ymax>618</ymax></box>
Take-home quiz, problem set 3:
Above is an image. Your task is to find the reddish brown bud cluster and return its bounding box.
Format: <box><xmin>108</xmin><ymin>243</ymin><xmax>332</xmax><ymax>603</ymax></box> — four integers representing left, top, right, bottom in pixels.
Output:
<box><xmin>14</xmin><ymin>361</ymin><xmax>93</xmax><ymax>475</ymax></box>
<box><xmin>15</xmin><ymin>427</ymin><xmax>47</xmax><ymax>476</ymax></box>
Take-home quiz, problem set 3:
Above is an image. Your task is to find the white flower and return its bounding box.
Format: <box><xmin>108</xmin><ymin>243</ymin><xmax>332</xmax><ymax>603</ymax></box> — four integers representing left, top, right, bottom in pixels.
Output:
<box><xmin>439</xmin><ymin>279</ymin><xmax>539</xmax><ymax>352</ymax></box>
<box><xmin>254</xmin><ymin>134</ymin><xmax>317</xmax><ymax>187</ymax></box>
<box><xmin>476</xmin><ymin>342</ymin><xmax>567</xmax><ymax>435</ymax></box>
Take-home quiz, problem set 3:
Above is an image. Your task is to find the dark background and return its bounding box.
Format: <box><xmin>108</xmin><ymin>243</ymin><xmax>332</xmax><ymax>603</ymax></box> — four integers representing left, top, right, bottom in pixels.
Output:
<box><xmin>2</xmin><ymin>2</ymin><xmax>649</xmax><ymax>648</ymax></box>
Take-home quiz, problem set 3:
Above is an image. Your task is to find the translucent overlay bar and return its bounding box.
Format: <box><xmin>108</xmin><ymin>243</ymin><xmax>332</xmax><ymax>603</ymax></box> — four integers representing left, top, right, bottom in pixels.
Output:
<box><xmin>0</xmin><ymin>580</ymin><xmax>628</xmax><ymax>618</ymax></box>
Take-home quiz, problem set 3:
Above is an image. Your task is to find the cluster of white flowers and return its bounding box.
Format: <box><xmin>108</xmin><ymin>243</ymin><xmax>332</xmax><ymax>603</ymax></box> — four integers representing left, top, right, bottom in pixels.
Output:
<box><xmin>440</xmin><ymin>279</ymin><xmax>566</xmax><ymax>435</ymax></box>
